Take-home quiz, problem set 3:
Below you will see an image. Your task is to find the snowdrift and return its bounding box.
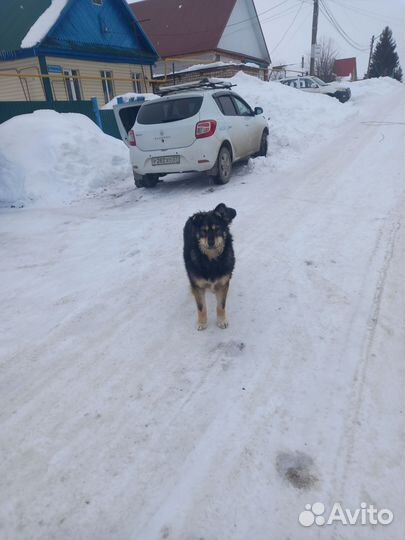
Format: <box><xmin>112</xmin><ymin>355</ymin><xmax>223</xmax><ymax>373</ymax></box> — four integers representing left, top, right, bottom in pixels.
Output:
<box><xmin>1</xmin><ymin>74</ymin><xmax>402</xmax><ymax>208</ymax></box>
<box><xmin>0</xmin><ymin>110</ymin><xmax>131</xmax><ymax>207</ymax></box>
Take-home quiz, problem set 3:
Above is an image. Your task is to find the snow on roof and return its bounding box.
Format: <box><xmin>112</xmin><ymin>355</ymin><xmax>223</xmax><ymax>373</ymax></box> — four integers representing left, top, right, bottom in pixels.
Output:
<box><xmin>21</xmin><ymin>0</ymin><xmax>69</xmax><ymax>48</ymax></box>
<box><xmin>102</xmin><ymin>92</ymin><xmax>158</xmax><ymax>110</ymax></box>
<box><xmin>154</xmin><ymin>60</ymin><xmax>262</xmax><ymax>78</ymax></box>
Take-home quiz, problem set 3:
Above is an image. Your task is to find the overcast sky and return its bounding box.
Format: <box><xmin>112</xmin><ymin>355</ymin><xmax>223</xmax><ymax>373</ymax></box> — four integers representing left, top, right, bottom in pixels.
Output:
<box><xmin>129</xmin><ymin>0</ymin><xmax>405</xmax><ymax>78</ymax></box>
<box><xmin>256</xmin><ymin>0</ymin><xmax>405</xmax><ymax>76</ymax></box>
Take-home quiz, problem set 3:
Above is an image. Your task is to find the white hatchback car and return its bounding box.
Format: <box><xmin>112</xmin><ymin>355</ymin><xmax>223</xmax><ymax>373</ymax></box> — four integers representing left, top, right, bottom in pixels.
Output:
<box><xmin>113</xmin><ymin>79</ymin><xmax>269</xmax><ymax>188</ymax></box>
<box><xmin>279</xmin><ymin>75</ymin><xmax>351</xmax><ymax>103</ymax></box>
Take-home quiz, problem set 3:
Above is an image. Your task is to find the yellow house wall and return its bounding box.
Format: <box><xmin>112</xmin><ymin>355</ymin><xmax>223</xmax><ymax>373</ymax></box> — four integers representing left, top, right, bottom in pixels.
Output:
<box><xmin>0</xmin><ymin>58</ymin><xmax>45</xmax><ymax>101</ymax></box>
<box><xmin>0</xmin><ymin>57</ymin><xmax>153</xmax><ymax>103</ymax></box>
<box><xmin>45</xmin><ymin>57</ymin><xmax>152</xmax><ymax>104</ymax></box>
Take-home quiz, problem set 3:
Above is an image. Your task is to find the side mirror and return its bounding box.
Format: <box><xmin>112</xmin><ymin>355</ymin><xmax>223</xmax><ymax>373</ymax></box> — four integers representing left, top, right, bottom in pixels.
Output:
<box><xmin>254</xmin><ymin>107</ymin><xmax>263</xmax><ymax>115</ymax></box>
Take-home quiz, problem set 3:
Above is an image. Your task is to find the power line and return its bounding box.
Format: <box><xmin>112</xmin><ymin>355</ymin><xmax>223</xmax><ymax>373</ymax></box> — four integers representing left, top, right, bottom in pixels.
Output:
<box><xmin>328</xmin><ymin>0</ymin><xmax>404</xmax><ymax>24</ymax></box>
<box><xmin>146</xmin><ymin>0</ymin><xmax>294</xmax><ymax>38</ymax></box>
<box><xmin>320</xmin><ymin>0</ymin><xmax>366</xmax><ymax>48</ymax></box>
<box><xmin>319</xmin><ymin>0</ymin><xmax>369</xmax><ymax>51</ymax></box>
<box><xmin>260</xmin><ymin>2</ymin><xmax>306</xmax><ymax>25</ymax></box>
<box><xmin>222</xmin><ymin>2</ymin><xmax>304</xmax><ymax>39</ymax></box>
<box><xmin>270</xmin><ymin>0</ymin><xmax>305</xmax><ymax>53</ymax></box>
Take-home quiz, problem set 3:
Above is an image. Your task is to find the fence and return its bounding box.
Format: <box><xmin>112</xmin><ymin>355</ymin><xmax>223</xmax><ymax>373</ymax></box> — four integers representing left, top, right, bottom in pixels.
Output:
<box><xmin>0</xmin><ymin>97</ymin><xmax>122</xmax><ymax>139</ymax></box>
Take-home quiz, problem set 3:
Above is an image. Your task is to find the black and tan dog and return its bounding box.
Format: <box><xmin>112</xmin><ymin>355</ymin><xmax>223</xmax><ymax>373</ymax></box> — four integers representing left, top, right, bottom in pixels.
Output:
<box><xmin>183</xmin><ymin>203</ymin><xmax>237</xmax><ymax>330</ymax></box>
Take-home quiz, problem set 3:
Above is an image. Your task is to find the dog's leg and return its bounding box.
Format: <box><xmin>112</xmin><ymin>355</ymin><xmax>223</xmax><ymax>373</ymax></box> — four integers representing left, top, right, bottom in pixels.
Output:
<box><xmin>215</xmin><ymin>281</ymin><xmax>230</xmax><ymax>329</ymax></box>
<box><xmin>191</xmin><ymin>285</ymin><xmax>208</xmax><ymax>330</ymax></box>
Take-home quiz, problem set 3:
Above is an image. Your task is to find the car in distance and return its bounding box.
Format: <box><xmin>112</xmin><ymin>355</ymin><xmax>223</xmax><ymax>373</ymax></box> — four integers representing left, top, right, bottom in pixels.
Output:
<box><xmin>113</xmin><ymin>79</ymin><xmax>269</xmax><ymax>188</ymax></box>
<box><xmin>279</xmin><ymin>75</ymin><xmax>351</xmax><ymax>103</ymax></box>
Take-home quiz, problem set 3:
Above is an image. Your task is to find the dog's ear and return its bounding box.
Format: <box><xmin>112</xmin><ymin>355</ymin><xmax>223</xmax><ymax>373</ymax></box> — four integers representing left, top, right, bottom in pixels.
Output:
<box><xmin>192</xmin><ymin>212</ymin><xmax>205</xmax><ymax>227</ymax></box>
<box><xmin>214</xmin><ymin>203</ymin><xmax>237</xmax><ymax>224</ymax></box>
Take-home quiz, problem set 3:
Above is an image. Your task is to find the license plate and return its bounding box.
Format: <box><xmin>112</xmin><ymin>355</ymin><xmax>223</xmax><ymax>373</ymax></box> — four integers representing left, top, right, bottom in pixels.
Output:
<box><xmin>151</xmin><ymin>155</ymin><xmax>180</xmax><ymax>166</ymax></box>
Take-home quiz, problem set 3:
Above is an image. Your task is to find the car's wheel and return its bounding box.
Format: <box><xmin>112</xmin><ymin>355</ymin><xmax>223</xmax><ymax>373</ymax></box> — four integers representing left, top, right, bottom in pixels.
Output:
<box><xmin>134</xmin><ymin>175</ymin><xmax>144</xmax><ymax>188</ymax></box>
<box><xmin>258</xmin><ymin>130</ymin><xmax>268</xmax><ymax>157</ymax></box>
<box><xmin>213</xmin><ymin>145</ymin><xmax>232</xmax><ymax>184</ymax></box>
<box><xmin>137</xmin><ymin>174</ymin><xmax>159</xmax><ymax>188</ymax></box>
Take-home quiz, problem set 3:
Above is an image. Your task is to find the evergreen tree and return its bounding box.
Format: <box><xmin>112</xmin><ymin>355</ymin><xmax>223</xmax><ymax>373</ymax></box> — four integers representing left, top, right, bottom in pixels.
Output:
<box><xmin>368</xmin><ymin>26</ymin><xmax>403</xmax><ymax>81</ymax></box>
<box><xmin>393</xmin><ymin>66</ymin><xmax>403</xmax><ymax>82</ymax></box>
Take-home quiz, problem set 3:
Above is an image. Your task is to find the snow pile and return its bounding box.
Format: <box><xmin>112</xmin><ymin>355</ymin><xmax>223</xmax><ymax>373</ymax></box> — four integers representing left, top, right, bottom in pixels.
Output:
<box><xmin>227</xmin><ymin>71</ymin><xmax>356</xmax><ymax>169</ymax></box>
<box><xmin>0</xmin><ymin>151</ymin><xmax>25</xmax><ymax>206</ymax></box>
<box><xmin>0</xmin><ymin>110</ymin><xmax>130</xmax><ymax>207</ymax></box>
<box><xmin>348</xmin><ymin>76</ymin><xmax>404</xmax><ymax>104</ymax></box>
<box><xmin>21</xmin><ymin>0</ymin><xmax>69</xmax><ymax>48</ymax></box>
<box><xmin>102</xmin><ymin>92</ymin><xmax>158</xmax><ymax>110</ymax></box>
<box><xmin>1</xmin><ymin>73</ymin><xmax>403</xmax><ymax>209</ymax></box>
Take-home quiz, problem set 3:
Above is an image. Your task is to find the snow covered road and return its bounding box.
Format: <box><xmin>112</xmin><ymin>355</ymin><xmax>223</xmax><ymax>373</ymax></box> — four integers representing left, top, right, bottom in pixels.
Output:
<box><xmin>1</xmin><ymin>79</ymin><xmax>404</xmax><ymax>540</ymax></box>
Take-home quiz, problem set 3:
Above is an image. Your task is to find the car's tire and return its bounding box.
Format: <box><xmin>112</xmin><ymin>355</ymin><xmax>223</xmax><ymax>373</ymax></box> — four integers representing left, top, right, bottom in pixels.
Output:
<box><xmin>213</xmin><ymin>145</ymin><xmax>232</xmax><ymax>184</ymax></box>
<box><xmin>135</xmin><ymin>173</ymin><xmax>159</xmax><ymax>188</ymax></box>
<box><xmin>258</xmin><ymin>130</ymin><xmax>268</xmax><ymax>157</ymax></box>
<box><xmin>134</xmin><ymin>175</ymin><xmax>144</xmax><ymax>188</ymax></box>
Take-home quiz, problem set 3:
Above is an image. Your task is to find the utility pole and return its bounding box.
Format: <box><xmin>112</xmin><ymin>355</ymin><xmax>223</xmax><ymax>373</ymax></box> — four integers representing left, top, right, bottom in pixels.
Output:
<box><xmin>309</xmin><ymin>0</ymin><xmax>319</xmax><ymax>76</ymax></box>
<box><xmin>366</xmin><ymin>35</ymin><xmax>375</xmax><ymax>78</ymax></box>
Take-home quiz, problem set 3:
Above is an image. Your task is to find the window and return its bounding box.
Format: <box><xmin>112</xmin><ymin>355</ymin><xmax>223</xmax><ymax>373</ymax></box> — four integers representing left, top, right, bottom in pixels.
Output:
<box><xmin>312</xmin><ymin>76</ymin><xmax>327</xmax><ymax>86</ymax></box>
<box><xmin>215</xmin><ymin>95</ymin><xmax>237</xmax><ymax>116</ymax></box>
<box><xmin>132</xmin><ymin>73</ymin><xmax>143</xmax><ymax>93</ymax></box>
<box><xmin>137</xmin><ymin>97</ymin><xmax>203</xmax><ymax>125</ymax></box>
<box><xmin>63</xmin><ymin>69</ymin><xmax>82</xmax><ymax>101</ymax></box>
<box><xmin>119</xmin><ymin>106</ymin><xmax>142</xmax><ymax>134</ymax></box>
<box><xmin>304</xmin><ymin>78</ymin><xmax>318</xmax><ymax>89</ymax></box>
<box><xmin>100</xmin><ymin>70</ymin><xmax>114</xmax><ymax>104</ymax></box>
<box><xmin>232</xmin><ymin>96</ymin><xmax>253</xmax><ymax>116</ymax></box>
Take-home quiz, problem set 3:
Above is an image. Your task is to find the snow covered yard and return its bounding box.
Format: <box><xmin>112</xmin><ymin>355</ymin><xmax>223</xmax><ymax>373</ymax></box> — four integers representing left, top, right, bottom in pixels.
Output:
<box><xmin>0</xmin><ymin>76</ymin><xmax>404</xmax><ymax>540</ymax></box>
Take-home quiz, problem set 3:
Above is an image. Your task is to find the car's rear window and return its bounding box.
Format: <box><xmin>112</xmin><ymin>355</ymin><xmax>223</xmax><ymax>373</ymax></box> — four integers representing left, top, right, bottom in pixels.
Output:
<box><xmin>137</xmin><ymin>97</ymin><xmax>203</xmax><ymax>125</ymax></box>
<box><xmin>119</xmin><ymin>106</ymin><xmax>141</xmax><ymax>133</ymax></box>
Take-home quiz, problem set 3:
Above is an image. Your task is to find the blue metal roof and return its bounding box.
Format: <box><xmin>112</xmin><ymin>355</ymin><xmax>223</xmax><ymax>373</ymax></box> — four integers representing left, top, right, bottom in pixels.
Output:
<box><xmin>0</xmin><ymin>0</ymin><xmax>158</xmax><ymax>65</ymax></box>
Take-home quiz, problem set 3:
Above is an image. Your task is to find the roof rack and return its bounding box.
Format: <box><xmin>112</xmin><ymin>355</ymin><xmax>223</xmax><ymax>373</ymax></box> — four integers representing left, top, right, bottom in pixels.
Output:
<box><xmin>157</xmin><ymin>78</ymin><xmax>236</xmax><ymax>96</ymax></box>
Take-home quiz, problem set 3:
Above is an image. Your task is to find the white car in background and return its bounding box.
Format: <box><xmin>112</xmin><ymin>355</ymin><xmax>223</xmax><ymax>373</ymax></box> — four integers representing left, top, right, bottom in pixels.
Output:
<box><xmin>279</xmin><ymin>75</ymin><xmax>351</xmax><ymax>103</ymax></box>
<box><xmin>113</xmin><ymin>79</ymin><xmax>269</xmax><ymax>188</ymax></box>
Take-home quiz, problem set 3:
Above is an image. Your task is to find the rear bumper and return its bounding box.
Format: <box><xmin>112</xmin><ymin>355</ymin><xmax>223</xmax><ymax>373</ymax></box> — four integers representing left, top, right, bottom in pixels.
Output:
<box><xmin>130</xmin><ymin>139</ymin><xmax>219</xmax><ymax>175</ymax></box>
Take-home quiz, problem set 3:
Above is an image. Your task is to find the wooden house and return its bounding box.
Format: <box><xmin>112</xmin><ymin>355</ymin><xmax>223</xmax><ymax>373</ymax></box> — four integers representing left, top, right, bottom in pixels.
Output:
<box><xmin>0</xmin><ymin>0</ymin><xmax>158</xmax><ymax>103</ymax></box>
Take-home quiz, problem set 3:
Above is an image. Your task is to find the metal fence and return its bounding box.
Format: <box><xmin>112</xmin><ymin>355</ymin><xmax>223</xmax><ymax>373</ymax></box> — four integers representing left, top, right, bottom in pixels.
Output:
<box><xmin>0</xmin><ymin>98</ymin><xmax>122</xmax><ymax>140</ymax></box>
<box><xmin>99</xmin><ymin>109</ymin><xmax>121</xmax><ymax>139</ymax></box>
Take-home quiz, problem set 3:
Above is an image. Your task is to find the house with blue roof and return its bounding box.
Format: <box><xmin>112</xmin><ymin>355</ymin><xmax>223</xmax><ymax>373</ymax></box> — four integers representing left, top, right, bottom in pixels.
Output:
<box><xmin>0</xmin><ymin>0</ymin><xmax>158</xmax><ymax>104</ymax></box>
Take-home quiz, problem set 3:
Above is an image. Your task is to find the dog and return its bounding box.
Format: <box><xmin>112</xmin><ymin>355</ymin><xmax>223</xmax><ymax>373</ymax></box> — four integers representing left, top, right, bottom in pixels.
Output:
<box><xmin>183</xmin><ymin>203</ymin><xmax>237</xmax><ymax>330</ymax></box>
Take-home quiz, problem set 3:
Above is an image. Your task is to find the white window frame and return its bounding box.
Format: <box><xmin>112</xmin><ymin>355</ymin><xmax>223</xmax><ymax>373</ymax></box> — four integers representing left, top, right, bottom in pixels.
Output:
<box><xmin>100</xmin><ymin>70</ymin><xmax>114</xmax><ymax>104</ymax></box>
<box><xmin>63</xmin><ymin>69</ymin><xmax>82</xmax><ymax>101</ymax></box>
<box><xmin>132</xmin><ymin>72</ymin><xmax>143</xmax><ymax>93</ymax></box>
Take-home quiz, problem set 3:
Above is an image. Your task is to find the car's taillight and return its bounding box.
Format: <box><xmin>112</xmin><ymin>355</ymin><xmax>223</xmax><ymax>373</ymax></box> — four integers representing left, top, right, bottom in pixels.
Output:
<box><xmin>128</xmin><ymin>130</ymin><xmax>136</xmax><ymax>146</ymax></box>
<box><xmin>195</xmin><ymin>120</ymin><xmax>217</xmax><ymax>139</ymax></box>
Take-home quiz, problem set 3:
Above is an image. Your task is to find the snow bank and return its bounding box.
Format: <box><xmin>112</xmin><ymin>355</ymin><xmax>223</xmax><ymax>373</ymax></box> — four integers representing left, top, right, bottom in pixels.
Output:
<box><xmin>21</xmin><ymin>0</ymin><xmax>69</xmax><ymax>48</ymax></box>
<box><xmin>348</xmin><ymin>76</ymin><xmax>404</xmax><ymax>104</ymax></box>
<box><xmin>0</xmin><ymin>110</ymin><xmax>130</xmax><ymax>207</ymax></box>
<box><xmin>102</xmin><ymin>92</ymin><xmax>158</xmax><ymax>110</ymax></box>
<box><xmin>1</xmin><ymin>74</ymin><xmax>402</xmax><ymax>209</ymax></box>
<box><xmin>0</xmin><ymin>151</ymin><xmax>25</xmax><ymax>206</ymax></box>
<box><xmin>226</xmin><ymin>71</ymin><xmax>356</xmax><ymax>170</ymax></box>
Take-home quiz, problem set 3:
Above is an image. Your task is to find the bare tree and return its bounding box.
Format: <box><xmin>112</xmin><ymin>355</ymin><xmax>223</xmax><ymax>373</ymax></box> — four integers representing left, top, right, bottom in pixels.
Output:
<box><xmin>315</xmin><ymin>37</ymin><xmax>338</xmax><ymax>82</ymax></box>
